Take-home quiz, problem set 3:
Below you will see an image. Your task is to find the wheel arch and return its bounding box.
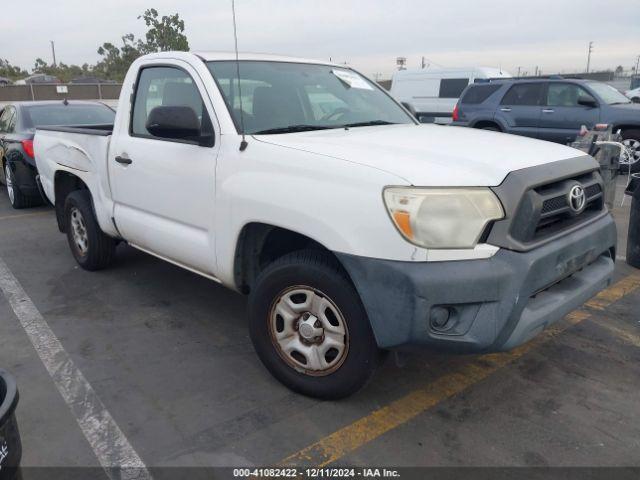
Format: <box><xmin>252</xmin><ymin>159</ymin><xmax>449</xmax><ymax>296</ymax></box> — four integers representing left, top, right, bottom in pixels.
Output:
<box><xmin>233</xmin><ymin>222</ymin><xmax>348</xmax><ymax>294</ymax></box>
<box><xmin>472</xmin><ymin>119</ymin><xmax>503</xmax><ymax>131</ymax></box>
<box><xmin>53</xmin><ymin>170</ymin><xmax>90</xmax><ymax>232</ymax></box>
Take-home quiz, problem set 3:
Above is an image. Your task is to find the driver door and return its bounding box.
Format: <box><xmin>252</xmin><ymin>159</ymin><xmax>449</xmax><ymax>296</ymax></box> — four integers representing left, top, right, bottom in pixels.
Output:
<box><xmin>537</xmin><ymin>82</ymin><xmax>601</xmax><ymax>144</ymax></box>
<box><xmin>109</xmin><ymin>63</ymin><xmax>220</xmax><ymax>275</ymax></box>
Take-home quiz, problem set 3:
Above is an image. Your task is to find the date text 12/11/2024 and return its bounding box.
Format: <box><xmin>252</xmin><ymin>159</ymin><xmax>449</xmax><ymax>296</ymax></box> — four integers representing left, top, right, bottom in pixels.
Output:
<box><xmin>233</xmin><ymin>468</ymin><xmax>401</xmax><ymax>478</ymax></box>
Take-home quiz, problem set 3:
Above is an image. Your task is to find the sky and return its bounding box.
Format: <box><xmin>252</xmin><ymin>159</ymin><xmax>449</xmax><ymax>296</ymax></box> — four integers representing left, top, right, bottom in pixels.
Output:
<box><xmin>2</xmin><ymin>0</ymin><xmax>639</xmax><ymax>79</ymax></box>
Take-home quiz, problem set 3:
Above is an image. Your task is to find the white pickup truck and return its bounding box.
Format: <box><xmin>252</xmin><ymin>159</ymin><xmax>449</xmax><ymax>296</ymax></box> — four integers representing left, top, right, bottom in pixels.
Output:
<box><xmin>34</xmin><ymin>52</ymin><xmax>617</xmax><ymax>399</ymax></box>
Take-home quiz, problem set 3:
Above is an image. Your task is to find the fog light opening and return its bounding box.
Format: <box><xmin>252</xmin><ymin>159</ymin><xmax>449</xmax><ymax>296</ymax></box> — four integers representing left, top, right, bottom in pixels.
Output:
<box><xmin>430</xmin><ymin>306</ymin><xmax>453</xmax><ymax>332</ymax></box>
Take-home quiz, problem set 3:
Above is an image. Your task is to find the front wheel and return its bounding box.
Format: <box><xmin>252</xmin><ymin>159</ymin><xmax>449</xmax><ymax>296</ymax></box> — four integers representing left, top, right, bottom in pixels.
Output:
<box><xmin>621</xmin><ymin>129</ymin><xmax>640</xmax><ymax>173</ymax></box>
<box><xmin>248</xmin><ymin>250</ymin><xmax>381</xmax><ymax>399</ymax></box>
<box><xmin>64</xmin><ymin>190</ymin><xmax>116</xmax><ymax>271</ymax></box>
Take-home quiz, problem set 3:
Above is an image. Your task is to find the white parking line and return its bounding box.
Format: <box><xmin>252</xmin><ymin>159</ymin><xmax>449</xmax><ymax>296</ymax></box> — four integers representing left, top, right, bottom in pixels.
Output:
<box><xmin>0</xmin><ymin>257</ymin><xmax>151</xmax><ymax>480</ymax></box>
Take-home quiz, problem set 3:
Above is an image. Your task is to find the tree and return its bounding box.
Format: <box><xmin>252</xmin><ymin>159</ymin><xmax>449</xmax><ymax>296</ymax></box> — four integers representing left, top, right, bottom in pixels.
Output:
<box><xmin>94</xmin><ymin>34</ymin><xmax>145</xmax><ymax>81</ymax></box>
<box><xmin>93</xmin><ymin>9</ymin><xmax>189</xmax><ymax>81</ymax></box>
<box><xmin>615</xmin><ymin>65</ymin><xmax>624</xmax><ymax>75</ymax></box>
<box><xmin>139</xmin><ymin>8</ymin><xmax>189</xmax><ymax>53</ymax></box>
<box><xmin>0</xmin><ymin>59</ymin><xmax>28</xmax><ymax>80</ymax></box>
<box><xmin>33</xmin><ymin>58</ymin><xmax>91</xmax><ymax>82</ymax></box>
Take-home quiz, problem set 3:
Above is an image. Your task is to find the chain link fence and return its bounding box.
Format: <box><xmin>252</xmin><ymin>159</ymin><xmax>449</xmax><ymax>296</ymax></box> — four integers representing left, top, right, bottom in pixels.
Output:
<box><xmin>0</xmin><ymin>83</ymin><xmax>122</xmax><ymax>103</ymax></box>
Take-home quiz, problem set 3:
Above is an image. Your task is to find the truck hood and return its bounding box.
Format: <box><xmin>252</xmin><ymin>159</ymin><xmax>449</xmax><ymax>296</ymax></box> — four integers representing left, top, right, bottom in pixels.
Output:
<box><xmin>254</xmin><ymin>124</ymin><xmax>587</xmax><ymax>186</ymax></box>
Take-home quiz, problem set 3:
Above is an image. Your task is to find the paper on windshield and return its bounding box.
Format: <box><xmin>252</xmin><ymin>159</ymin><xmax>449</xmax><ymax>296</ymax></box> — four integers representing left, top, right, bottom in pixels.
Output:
<box><xmin>332</xmin><ymin>69</ymin><xmax>373</xmax><ymax>90</ymax></box>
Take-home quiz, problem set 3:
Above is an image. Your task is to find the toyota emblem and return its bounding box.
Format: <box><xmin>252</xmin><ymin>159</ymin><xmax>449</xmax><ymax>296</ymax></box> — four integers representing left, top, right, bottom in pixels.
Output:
<box><xmin>568</xmin><ymin>184</ymin><xmax>586</xmax><ymax>214</ymax></box>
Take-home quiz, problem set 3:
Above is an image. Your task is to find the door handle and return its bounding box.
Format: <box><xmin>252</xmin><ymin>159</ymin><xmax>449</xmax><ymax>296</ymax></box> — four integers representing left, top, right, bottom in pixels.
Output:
<box><xmin>115</xmin><ymin>155</ymin><xmax>132</xmax><ymax>165</ymax></box>
<box><xmin>542</xmin><ymin>109</ymin><xmax>555</xmax><ymax>113</ymax></box>
<box><xmin>500</xmin><ymin>107</ymin><xmax>512</xmax><ymax>112</ymax></box>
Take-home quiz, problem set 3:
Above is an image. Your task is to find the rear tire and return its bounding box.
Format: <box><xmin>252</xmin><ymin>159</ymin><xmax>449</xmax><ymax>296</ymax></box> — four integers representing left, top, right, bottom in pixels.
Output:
<box><xmin>248</xmin><ymin>250</ymin><xmax>381</xmax><ymax>399</ymax></box>
<box><xmin>64</xmin><ymin>190</ymin><xmax>116</xmax><ymax>271</ymax></box>
<box><xmin>621</xmin><ymin>129</ymin><xmax>640</xmax><ymax>174</ymax></box>
<box><xmin>4</xmin><ymin>162</ymin><xmax>42</xmax><ymax>209</ymax></box>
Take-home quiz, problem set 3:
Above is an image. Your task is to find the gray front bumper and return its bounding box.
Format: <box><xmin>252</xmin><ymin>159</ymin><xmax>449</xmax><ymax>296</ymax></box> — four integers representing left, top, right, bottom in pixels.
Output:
<box><xmin>336</xmin><ymin>214</ymin><xmax>616</xmax><ymax>353</ymax></box>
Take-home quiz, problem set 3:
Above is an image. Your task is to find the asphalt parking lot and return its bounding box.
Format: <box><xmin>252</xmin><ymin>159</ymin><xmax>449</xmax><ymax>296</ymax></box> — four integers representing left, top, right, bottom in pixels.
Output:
<box><xmin>0</xmin><ymin>177</ymin><xmax>639</xmax><ymax>476</ymax></box>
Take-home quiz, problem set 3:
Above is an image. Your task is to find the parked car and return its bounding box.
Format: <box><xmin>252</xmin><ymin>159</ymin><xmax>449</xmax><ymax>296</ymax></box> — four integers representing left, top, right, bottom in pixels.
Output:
<box><xmin>390</xmin><ymin>67</ymin><xmax>512</xmax><ymax>123</ymax></box>
<box><xmin>35</xmin><ymin>52</ymin><xmax>616</xmax><ymax>399</ymax></box>
<box><xmin>0</xmin><ymin>77</ymin><xmax>11</xmax><ymax>86</ymax></box>
<box><xmin>0</xmin><ymin>101</ymin><xmax>115</xmax><ymax>208</ymax></box>
<box><xmin>451</xmin><ymin>78</ymin><xmax>640</xmax><ymax>172</ymax></box>
<box><xmin>15</xmin><ymin>74</ymin><xmax>61</xmax><ymax>85</ymax></box>
<box><xmin>625</xmin><ymin>86</ymin><xmax>640</xmax><ymax>103</ymax></box>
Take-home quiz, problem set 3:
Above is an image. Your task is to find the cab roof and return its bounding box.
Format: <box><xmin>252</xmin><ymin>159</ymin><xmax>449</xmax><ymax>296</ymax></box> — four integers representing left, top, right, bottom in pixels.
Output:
<box><xmin>192</xmin><ymin>51</ymin><xmax>339</xmax><ymax>66</ymax></box>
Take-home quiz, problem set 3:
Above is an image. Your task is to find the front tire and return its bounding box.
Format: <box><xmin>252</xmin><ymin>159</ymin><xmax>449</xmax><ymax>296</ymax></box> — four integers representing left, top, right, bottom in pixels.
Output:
<box><xmin>64</xmin><ymin>190</ymin><xmax>116</xmax><ymax>271</ymax></box>
<box><xmin>248</xmin><ymin>250</ymin><xmax>381</xmax><ymax>399</ymax></box>
<box><xmin>621</xmin><ymin>129</ymin><xmax>640</xmax><ymax>174</ymax></box>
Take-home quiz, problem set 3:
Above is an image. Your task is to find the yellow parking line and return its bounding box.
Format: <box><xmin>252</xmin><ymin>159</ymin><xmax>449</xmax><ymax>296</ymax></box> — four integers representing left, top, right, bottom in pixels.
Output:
<box><xmin>590</xmin><ymin>318</ymin><xmax>640</xmax><ymax>348</ymax></box>
<box><xmin>280</xmin><ymin>274</ymin><xmax>640</xmax><ymax>467</ymax></box>
<box><xmin>0</xmin><ymin>211</ymin><xmax>50</xmax><ymax>222</ymax></box>
<box><xmin>585</xmin><ymin>274</ymin><xmax>640</xmax><ymax>311</ymax></box>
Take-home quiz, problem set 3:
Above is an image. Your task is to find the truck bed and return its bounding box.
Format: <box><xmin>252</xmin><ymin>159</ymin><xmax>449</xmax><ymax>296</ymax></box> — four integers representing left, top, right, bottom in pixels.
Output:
<box><xmin>34</xmin><ymin>126</ymin><xmax>114</xmax><ymax>215</ymax></box>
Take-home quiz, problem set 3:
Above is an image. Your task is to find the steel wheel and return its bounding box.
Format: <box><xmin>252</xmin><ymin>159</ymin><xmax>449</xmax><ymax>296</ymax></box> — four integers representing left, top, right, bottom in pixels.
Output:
<box><xmin>4</xmin><ymin>164</ymin><xmax>14</xmax><ymax>204</ymax></box>
<box><xmin>70</xmin><ymin>207</ymin><xmax>89</xmax><ymax>256</ymax></box>
<box><xmin>269</xmin><ymin>286</ymin><xmax>349</xmax><ymax>376</ymax></box>
<box><xmin>621</xmin><ymin>139</ymin><xmax>640</xmax><ymax>166</ymax></box>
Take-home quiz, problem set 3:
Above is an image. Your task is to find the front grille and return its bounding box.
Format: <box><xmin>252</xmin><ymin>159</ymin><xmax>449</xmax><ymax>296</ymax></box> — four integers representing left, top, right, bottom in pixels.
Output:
<box><xmin>540</xmin><ymin>183</ymin><xmax>602</xmax><ymax>216</ymax></box>
<box><xmin>532</xmin><ymin>174</ymin><xmax>604</xmax><ymax>240</ymax></box>
<box><xmin>541</xmin><ymin>196</ymin><xmax>568</xmax><ymax>214</ymax></box>
<box><xmin>511</xmin><ymin>171</ymin><xmax>605</xmax><ymax>244</ymax></box>
<box><xmin>487</xmin><ymin>157</ymin><xmax>607</xmax><ymax>252</ymax></box>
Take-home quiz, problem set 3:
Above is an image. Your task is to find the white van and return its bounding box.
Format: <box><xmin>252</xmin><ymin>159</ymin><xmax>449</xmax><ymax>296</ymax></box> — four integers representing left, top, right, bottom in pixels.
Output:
<box><xmin>390</xmin><ymin>67</ymin><xmax>512</xmax><ymax>123</ymax></box>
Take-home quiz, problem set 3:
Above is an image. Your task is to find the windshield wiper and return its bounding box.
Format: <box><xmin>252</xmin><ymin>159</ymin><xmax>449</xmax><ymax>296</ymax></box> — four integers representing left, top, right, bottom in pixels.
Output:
<box><xmin>342</xmin><ymin>120</ymin><xmax>398</xmax><ymax>128</ymax></box>
<box><xmin>252</xmin><ymin>125</ymin><xmax>335</xmax><ymax>135</ymax></box>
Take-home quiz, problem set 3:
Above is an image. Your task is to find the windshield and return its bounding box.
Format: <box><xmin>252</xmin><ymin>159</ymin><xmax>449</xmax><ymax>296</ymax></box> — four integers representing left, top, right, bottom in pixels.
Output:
<box><xmin>24</xmin><ymin>104</ymin><xmax>115</xmax><ymax>128</ymax></box>
<box><xmin>207</xmin><ymin>61</ymin><xmax>414</xmax><ymax>134</ymax></box>
<box><xmin>587</xmin><ymin>82</ymin><xmax>631</xmax><ymax>105</ymax></box>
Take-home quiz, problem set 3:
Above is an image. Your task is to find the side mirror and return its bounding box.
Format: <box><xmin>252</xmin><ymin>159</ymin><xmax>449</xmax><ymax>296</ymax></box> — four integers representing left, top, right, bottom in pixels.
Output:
<box><xmin>146</xmin><ymin>106</ymin><xmax>201</xmax><ymax>140</ymax></box>
<box><xmin>400</xmin><ymin>102</ymin><xmax>419</xmax><ymax>120</ymax></box>
<box><xmin>578</xmin><ymin>98</ymin><xmax>598</xmax><ymax>108</ymax></box>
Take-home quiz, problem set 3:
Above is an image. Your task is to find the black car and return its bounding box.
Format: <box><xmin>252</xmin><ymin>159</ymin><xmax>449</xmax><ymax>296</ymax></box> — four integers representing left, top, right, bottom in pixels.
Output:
<box><xmin>0</xmin><ymin>101</ymin><xmax>115</xmax><ymax>208</ymax></box>
<box><xmin>451</xmin><ymin>78</ymin><xmax>640</xmax><ymax>172</ymax></box>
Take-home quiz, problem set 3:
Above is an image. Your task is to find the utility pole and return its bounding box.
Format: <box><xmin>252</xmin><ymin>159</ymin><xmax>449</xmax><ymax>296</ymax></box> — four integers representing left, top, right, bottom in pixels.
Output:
<box><xmin>516</xmin><ymin>66</ymin><xmax>521</xmax><ymax>77</ymax></box>
<box><xmin>635</xmin><ymin>55</ymin><xmax>640</xmax><ymax>74</ymax></box>
<box><xmin>586</xmin><ymin>41</ymin><xmax>593</xmax><ymax>73</ymax></box>
<box><xmin>50</xmin><ymin>40</ymin><xmax>57</xmax><ymax>67</ymax></box>
<box><xmin>421</xmin><ymin>56</ymin><xmax>426</xmax><ymax>69</ymax></box>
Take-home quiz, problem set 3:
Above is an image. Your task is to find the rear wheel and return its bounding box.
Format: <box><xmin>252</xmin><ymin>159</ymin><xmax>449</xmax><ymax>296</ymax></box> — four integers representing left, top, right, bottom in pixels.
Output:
<box><xmin>64</xmin><ymin>190</ymin><xmax>116</xmax><ymax>270</ymax></box>
<box><xmin>621</xmin><ymin>129</ymin><xmax>640</xmax><ymax>173</ymax></box>
<box><xmin>4</xmin><ymin>162</ymin><xmax>42</xmax><ymax>209</ymax></box>
<box><xmin>248</xmin><ymin>250</ymin><xmax>381</xmax><ymax>399</ymax></box>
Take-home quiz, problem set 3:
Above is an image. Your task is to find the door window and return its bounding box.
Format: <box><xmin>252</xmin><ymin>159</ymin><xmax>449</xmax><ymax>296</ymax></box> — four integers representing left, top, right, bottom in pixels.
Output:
<box><xmin>546</xmin><ymin>83</ymin><xmax>596</xmax><ymax>107</ymax></box>
<box><xmin>438</xmin><ymin>78</ymin><xmax>469</xmax><ymax>99</ymax></box>
<box><xmin>501</xmin><ymin>83</ymin><xmax>543</xmax><ymax>106</ymax></box>
<box><xmin>131</xmin><ymin>66</ymin><xmax>213</xmax><ymax>142</ymax></box>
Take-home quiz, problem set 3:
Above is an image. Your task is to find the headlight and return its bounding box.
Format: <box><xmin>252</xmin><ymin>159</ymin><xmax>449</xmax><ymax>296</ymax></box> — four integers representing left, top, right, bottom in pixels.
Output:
<box><xmin>383</xmin><ymin>187</ymin><xmax>504</xmax><ymax>249</ymax></box>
